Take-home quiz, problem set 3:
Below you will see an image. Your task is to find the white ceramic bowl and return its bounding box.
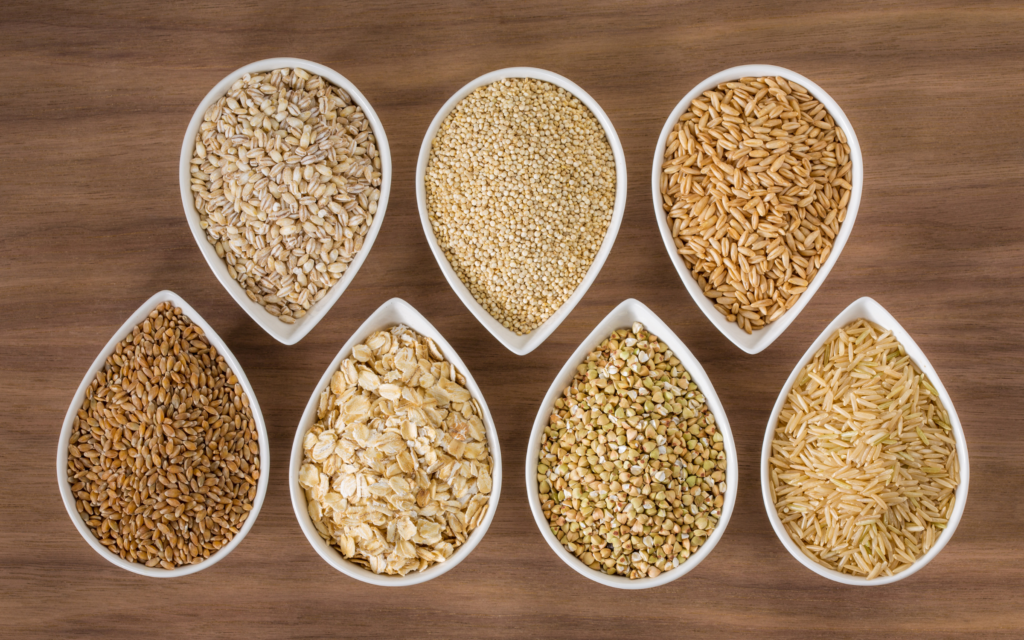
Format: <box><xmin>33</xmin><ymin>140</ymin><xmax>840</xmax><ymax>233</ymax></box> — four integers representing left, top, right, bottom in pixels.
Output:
<box><xmin>180</xmin><ymin>57</ymin><xmax>392</xmax><ymax>345</ymax></box>
<box><xmin>760</xmin><ymin>296</ymin><xmax>970</xmax><ymax>585</ymax></box>
<box><xmin>652</xmin><ymin>64</ymin><xmax>863</xmax><ymax>354</ymax></box>
<box><xmin>289</xmin><ymin>297</ymin><xmax>502</xmax><ymax>586</ymax></box>
<box><xmin>57</xmin><ymin>290</ymin><xmax>270</xmax><ymax>577</ymax></box>
<box><xmin>416</xmin><ymin>67</ymin><xmax>627</xmax><ymax>356</ymax></box>
<box><xmin>525</xmin><ymin>298</ymin><xmax>738</xmax><ymax>589</ymax></box>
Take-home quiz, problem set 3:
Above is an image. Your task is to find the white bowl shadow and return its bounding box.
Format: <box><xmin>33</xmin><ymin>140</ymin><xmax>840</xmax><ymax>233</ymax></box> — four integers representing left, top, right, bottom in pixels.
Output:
<box><xmin>525</xmin><ymin>298</ymin><xmax>738</xmax><ymax>589</ymax></box>
<box><xmin>56</xmin><ymin>290</ymin><xmax>271</xmax><ymax>577</ymax></box>
<box><xmin>416</xmin><ymin>67</ymin><xmax>627</xmax><ymax>356</ymax></box>
<box><xmin>179</xmin><ymin>57</ymin><xmax>392</xmax><ymax>345</ymax></box>
<box><xmin>288</xmin><ymin>297</ymin><xmax>503</xmax><ymax>586</ymax></box>
<box><xmin>760</xmin><ymin>296</ymin><xmax>970</xmax><ymax>585</ymax></box>
<box><xmin>651</xmin><ymin>64</ymin><xmax>864</xmax><ymax>354</ymax></box>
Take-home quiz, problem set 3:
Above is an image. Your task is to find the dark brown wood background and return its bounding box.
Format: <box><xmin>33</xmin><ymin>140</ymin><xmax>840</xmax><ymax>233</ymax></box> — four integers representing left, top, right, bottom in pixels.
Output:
<box><xmin>1</xmin><ymin>2</ymin><xmax>1022</xmax><ymax>638</ymax></box>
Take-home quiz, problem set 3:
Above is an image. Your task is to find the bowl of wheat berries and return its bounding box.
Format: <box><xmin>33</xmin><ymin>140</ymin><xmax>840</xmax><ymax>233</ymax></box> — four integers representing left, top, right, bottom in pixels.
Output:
<box><xmin>652</xmin><ymin>65</ymin><xmax>863</xmax><ymax>354</ymax></box>
<box><xmin>57</xmin><ymin>291</ymin><xmax>270</xmax><ymax>577</ymax></box>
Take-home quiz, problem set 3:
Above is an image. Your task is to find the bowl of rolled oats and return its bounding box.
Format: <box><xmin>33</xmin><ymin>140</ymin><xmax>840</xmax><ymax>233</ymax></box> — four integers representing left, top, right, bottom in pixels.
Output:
<box><xmin>57</xmin><ymin>291</ymin><xmax>270</xmax><ymax>577</ymax></box>
<box><xmin>180</xmin><ymin>58</ymin><xmax>391</xmax><ymax>345</ymax></box>
<box><xmin>416</xmin><ymin>67</ymin><xmax>627</xmax><ymax>356</ymax></box>
<box><xmin>289</xmin><ymin>298</ymin><xmax>501</xmax><ymax>586</ymax></box>
<box><xmin>526</xmin><ymin>298</ymin><xmax>738</xmax><ymax>589</ymax></box>
<box><xmin>652</xmin><ymin>65</ymin><xmax>863</xmax><ymax>354</ymax></box>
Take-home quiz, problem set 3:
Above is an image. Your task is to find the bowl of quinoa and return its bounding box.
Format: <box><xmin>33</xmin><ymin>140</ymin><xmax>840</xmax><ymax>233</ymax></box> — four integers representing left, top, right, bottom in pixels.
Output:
<box><xmin>417</xmin><ymin>68</ymin><xmax>627</xmax><ymax>355</ymax></box>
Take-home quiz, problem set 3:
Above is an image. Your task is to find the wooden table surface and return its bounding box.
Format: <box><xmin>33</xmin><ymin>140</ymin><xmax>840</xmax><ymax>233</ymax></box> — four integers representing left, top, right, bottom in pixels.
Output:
<box><xmin>2</xmin><ymin>2</ymin><xmax>1022</xmax><ymax>637</ymax></box>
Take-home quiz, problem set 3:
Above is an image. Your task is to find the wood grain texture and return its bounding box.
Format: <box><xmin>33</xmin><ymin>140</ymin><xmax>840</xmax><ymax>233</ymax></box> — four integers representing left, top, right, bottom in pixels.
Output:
<box><xmin>1</xmin><ymin>1</ymin><xmax>1022</xmax><ymax>637</ymax></box>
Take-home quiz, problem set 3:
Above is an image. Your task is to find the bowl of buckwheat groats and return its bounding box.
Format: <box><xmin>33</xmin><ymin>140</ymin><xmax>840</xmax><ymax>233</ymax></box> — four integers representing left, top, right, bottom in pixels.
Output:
<box><xmin>526</xmin><ymin>298</ymin><xmax>738</xmax><ymax>589</ymax></box>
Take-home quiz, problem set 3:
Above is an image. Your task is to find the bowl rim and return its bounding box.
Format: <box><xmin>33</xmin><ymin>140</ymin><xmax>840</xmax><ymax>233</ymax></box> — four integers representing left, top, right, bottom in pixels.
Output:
<box><xmin>524</xmin><ymin>298</ymin><xmax>738</xmax><ymax>589</ymax></box>
<box><xmin>288</xmin><ymin>297</ymin><xmax>503</xmax><ymax>586</ymax></box>
<box><xmin>759</xmin><ymin>296</ymin><xmax>971</xmax><ymax>585</ymax></box>
<box><xmin>179</xmin><ymin>57</ymin><xmax>392</xmax><ymax>346</ymax></box>
<box><xmin>56</xmin><ymin>290</ymin><xmax>271</xmax><ymax>578</ymax></box>
<box><xmin>650</xmin><ymin>64</ymin><xmax>864</xmax><ymax>354</ymax></box>
<box><xmin>415</xmin><ymin>66</ymin><xmax>628</xmax><ymax>356</ymax></box>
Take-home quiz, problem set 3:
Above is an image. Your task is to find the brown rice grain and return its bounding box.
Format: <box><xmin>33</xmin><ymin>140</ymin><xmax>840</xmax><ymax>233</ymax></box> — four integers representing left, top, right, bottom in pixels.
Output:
<box><xmin>661</xmin><ymin>76</ymin><xmax>853</xmax><ymax>333</ymax></box>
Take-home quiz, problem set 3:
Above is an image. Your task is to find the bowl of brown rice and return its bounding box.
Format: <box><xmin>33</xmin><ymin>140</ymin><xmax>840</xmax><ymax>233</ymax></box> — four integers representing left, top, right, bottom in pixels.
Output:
<box><xmin>761</xmin><ymin>297</ymin><xmax>969</xmax><ymax>585</ymax></box>
<box><xmin>652</xmin><ymin>65</ymin><xmax>863</xmax><ymax>354</ymax></box>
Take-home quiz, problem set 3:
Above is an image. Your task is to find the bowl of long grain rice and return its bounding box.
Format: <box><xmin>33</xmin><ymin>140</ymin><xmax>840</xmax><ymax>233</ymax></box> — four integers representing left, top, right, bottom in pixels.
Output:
<box><xmin>761</xmin><ymin>297</ymin><xmax>969</xmax><ymax>585</ymax></box>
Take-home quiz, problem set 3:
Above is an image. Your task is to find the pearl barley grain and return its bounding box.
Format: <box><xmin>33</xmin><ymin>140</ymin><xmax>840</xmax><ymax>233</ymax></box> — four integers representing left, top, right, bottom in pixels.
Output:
<box><xmin>425</xmin><ymin>78</ymin><xmax>616</xmax><ymax>335</ymax></box>
<box><xmin>189</xmin><ymin>67</ymin><xmax>382</xmax><ymax>324</ymax></box>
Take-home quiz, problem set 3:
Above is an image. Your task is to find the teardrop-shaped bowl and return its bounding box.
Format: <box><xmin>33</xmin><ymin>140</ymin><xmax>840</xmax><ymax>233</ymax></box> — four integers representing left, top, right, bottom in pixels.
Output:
<box><xmin>652</xmin><ymin>64</ymin><xmax>863</xmax><ymax>354</ymax></box>
<box><xmin>416</xmin><ymin>67</ymin><xmax>627</xmax><ymax>355</ymax></box>
<box><xmin>57</xmin><ymin>290</ymin><xmax>270</xmax><ymax>577</ymax></box>
<box><xmin>760</xmin><ymin>296</ymin><xmax>970</xmax><ymax>585</ymax></box>
<box><xmin>289</xmin><ymin>298</ymin><xmax>502</xmax><ymax>586</ymax></box>
<box><xmin>525</xmin><ymin>298</ymin><xmax>738</xmax><ymax>589</ymax></box>
<box><xmin>180</xmin><ymin>57</ymin><xmax>392</xmax><ymax>345</ymax></box>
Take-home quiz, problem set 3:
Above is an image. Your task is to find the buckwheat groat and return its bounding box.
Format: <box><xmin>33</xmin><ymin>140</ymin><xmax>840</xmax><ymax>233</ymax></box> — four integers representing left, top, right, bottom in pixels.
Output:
<box><xmin>537</xmin><ymin>322</ymin><xmax>727</xmax><ymax>579</ymax></box>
